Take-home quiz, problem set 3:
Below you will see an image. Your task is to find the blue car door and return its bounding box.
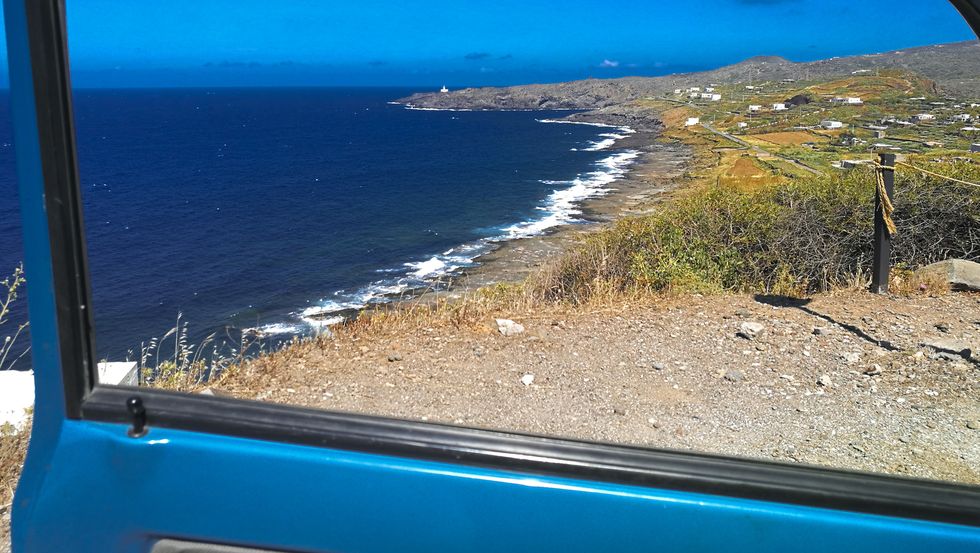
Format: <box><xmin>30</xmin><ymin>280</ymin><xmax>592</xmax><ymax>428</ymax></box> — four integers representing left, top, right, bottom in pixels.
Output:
<box><xmin>5</xmin><ymin>1</ymin><xmax>980</xmax><ymax>552</ymax></box>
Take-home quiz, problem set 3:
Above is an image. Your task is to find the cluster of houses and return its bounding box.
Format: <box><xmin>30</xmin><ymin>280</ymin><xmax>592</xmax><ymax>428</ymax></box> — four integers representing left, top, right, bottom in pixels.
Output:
<box><xmin>675</xmin><ymin>86</ymin><xmax>722</xmax><ymax>102</ymax></box>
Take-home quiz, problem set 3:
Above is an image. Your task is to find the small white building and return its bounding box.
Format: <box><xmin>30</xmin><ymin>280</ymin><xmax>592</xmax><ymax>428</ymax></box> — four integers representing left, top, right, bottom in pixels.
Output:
<box><xmin>685</xmin><ymin>117</ymin><xmax>701</xmax><ymax>127</ymax></box>
<box><xmin>705</xmin><ymin>87</ymin><xmax>716</xmax><ymax>93</ymax></box>
<box><xmin>688</xmin><ymin>87</ymin><xmax>701</xmax><ymax>93</ymax></box>
<box><xmin>962</xmin><ymin>126</ymin><xmax>980</xmax><ymax>132</ymax></box>
<box><xmin>440</xmin><ymin>85</ymin><xmax>449</xmax><ymax>93</ymax></box>
<box><xmin>737</xmin><ymin>122</ymin><xmax>749</xmax><ymax>129</ymax></box>
<box><xmin>840</xmin><ymin>159</ymin><xmax>873</xmax><ymax>169</ymax></box>
<box><xmin>772</xmin><ymin>103</ymin><xmax>788</xmax><ymax>111</ymax></box>
<box><xmin>913</xmin><ymin>113</ymin><xmax>936</xmax><ymax>122</ymax></box>
<box><xmin>831</xmin><ymin>97</ymin><xmax>863</xmax><ymax>105</ymax></box>
<box><xmin>952</xmin><ymin>114</ymin><xmax>972</xmax><ymax>122</ymax></box>
<box><xmin>748</xmin><ymin>105</ymin><xmax>762</xmax><ymax>113</ymax></box>
<box><xmin>820</xmin><ymin>120</ymin><xmax>844</xmax><ymax>129</ymax></box>
<box><xmin>673</xmin><ymin>88</ymin><xmax>683</xmax><ymax>95</ymax></box>
<box><xmin>708</xmin><ymin>93</ymin><xmax>722</xmax><ymax>101</ymax></box>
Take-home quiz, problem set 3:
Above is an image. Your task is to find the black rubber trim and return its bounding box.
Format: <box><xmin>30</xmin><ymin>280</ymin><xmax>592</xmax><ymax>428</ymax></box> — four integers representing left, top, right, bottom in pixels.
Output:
<box><xmin>951</xmin><ymin>0</ymin><xmax>980</xmax><ymax>36</ymax></box>
<box><xmin>23</xmin><ymin>0</ymin><xmax>97</xmax><ymax>419</ymax></box>
<box><xmin>22</xmin><ymin>0</ymin><xmax>980</xmax><ymax>530</ymax></box>
<box><xmin>83</xmin><ymin>385</ymin><xmax>980</xmax><ymax>527</ymax></box>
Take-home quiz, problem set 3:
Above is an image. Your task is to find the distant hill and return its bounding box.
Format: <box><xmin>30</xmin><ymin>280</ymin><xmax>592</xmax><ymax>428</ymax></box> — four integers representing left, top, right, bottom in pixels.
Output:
<box><xmin>398</xmin><ymin>41</ymin><xmax>980</xmax><ymax>110</ymax></box>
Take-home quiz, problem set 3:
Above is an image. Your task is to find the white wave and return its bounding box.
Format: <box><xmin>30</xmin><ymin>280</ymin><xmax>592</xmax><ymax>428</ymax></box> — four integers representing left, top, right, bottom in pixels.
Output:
<box><xmin>250</xmin><ymin>124</ymin><xmax>639</xmax><ymax>341</ymax></box>
<box><xmin>301</xmin><ymin>315</ymin><xmax>345</xmax><ymax>329</ymax></box>
<box><xmin>536</xmin><ymin>118</ymin><xmax>622</xmax><ymax>129</ymax></box>
<box><xmin>244</xmin><ymin>323</ymin><xmax>304</xmax><ymax>337</ymax></box>
<box><xmin>499</xmin><ymin>150</ymin><xmax>639</xmax><ymax>239</ymax></box>
<box><xmin>406</xmin><ymin>256</ymin><xmax>448</xmax><ymax>278</ymax></box>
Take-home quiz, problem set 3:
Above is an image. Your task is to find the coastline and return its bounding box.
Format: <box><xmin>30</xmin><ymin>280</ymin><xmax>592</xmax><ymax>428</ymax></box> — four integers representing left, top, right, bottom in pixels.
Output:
<box><xmin>415</xmin><ymin>107</ymin><xmax>692</xmax><ymax>301</ymax></box>
<box><xmin>293</xmin><ymin>105</ymin><xmax>689</xmax><ymax>329</ymax></box>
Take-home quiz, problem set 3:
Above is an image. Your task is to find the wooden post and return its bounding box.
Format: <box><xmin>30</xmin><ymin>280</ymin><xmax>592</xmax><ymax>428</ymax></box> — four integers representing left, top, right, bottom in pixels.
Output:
<box><xmin>871</xmin><ymin>153</ymin><xmax>896</xmax><ymax>294</ymax></box>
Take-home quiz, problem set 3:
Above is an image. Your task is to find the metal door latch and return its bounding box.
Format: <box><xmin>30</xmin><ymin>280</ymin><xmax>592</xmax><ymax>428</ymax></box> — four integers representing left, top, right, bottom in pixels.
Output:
<box><xmin>126</xmin><ymin>396</ymin><xmax>147</xmax><ymax>438</ymax></box>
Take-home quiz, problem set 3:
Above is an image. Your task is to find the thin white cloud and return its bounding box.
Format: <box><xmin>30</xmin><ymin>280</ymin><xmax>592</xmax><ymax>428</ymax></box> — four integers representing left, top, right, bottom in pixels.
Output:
<box><xmin>599</xmin><ymin>59</ymin><xmax>620</xmax><ymax>68</ymax></box>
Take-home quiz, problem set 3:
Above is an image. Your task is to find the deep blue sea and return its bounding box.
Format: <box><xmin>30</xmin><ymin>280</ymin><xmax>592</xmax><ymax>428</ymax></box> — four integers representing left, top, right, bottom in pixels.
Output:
<box><xmin>0</xmin><ymin>88</ymin><xmax>637</xmax><ymax>365</ymax></box>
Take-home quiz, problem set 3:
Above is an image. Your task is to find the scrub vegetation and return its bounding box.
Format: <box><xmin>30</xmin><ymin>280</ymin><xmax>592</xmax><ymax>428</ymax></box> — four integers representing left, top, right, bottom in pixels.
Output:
<box><xmin>525</xmin><ymin>158</ymin><xmax>980</xmax><ymax>303</ymax></box>
<box><xmin>0</xmin><ymin>265</ymin><xmax>28</xmax><ymax>372</ymax></box>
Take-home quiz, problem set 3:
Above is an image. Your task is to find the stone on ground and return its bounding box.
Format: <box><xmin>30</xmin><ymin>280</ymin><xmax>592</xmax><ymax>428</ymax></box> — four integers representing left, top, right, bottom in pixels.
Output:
<box><xmin>916</xmin><ymin>259</ymin><xmax>980</xmax><ymax>291</ymax></box>
<box><xmin>496</xmin><ymin>318</ymin><xmax>526</xmax><ymax>336</ymax></box>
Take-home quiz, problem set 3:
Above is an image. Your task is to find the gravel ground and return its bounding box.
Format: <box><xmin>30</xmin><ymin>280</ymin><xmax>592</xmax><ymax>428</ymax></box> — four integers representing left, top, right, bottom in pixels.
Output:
<box><xmin>4</xmin><ymin>291</ymin><xmax>978</xmax><ymax>549</ymax></box>
<box><xmin>224</xmin><ymin>290</ymin><xmax>980</xmax><ymax>485</ymax></box>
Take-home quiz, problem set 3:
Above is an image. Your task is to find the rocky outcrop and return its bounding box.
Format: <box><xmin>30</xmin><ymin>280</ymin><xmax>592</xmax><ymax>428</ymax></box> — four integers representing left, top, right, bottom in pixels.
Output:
<box><xmin>916</xmin><ymin>259</ymin><xmax>980</xmax><ymax>291</ymax></box>
<box><xmin>397</xmin><ymin>41</ymin><xmax>980</xmax><ymax>111</ymax></box>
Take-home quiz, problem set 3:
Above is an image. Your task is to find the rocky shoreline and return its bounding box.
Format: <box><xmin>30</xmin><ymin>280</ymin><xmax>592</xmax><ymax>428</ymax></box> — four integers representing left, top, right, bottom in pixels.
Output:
<box><xmin>414</xmin><ymin>106</ymin><xmax>689</xmax><ymax>299</ymax></box>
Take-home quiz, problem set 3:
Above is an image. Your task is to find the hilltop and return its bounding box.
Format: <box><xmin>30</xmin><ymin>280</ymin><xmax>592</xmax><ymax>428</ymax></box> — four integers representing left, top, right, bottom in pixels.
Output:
<box><xmin>398</xmin><ymin>41</ymin><xmax>980</xmax><ymax>110</ymax></box>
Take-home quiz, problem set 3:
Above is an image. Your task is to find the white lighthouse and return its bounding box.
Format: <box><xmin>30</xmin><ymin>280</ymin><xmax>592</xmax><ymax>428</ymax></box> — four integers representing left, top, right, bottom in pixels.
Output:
<box><xmin>440</xmin><ymin>85</ymin><xmax>449</xmax><ymax>93</ymax></box>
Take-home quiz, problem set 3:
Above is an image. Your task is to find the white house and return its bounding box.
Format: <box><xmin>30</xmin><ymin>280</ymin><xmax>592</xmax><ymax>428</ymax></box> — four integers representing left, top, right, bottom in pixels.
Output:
<box><xmin>772</xmin><ymin>103</ymin><xmax>788</xmax><ymax>111</ymax></box>
<box><xmin>913</xmin><ymin>113</ymin><xmax>936</xmax><ymax>122</ymax></box>
<box><xmin>705</xmin><ymin>87</ymin><xmax>716</xmax><ymax>93</ymax></box>
<box><xmin>820</xmin><ymin>120</ymin><xmax>844</xmax><ymax>129</ymax></box>
<box><xmin>952</xmin><ymin>114</ymin><xmax>972</xmax><ymax>122</ymax></box>
<box><xmin>440</xmin><ymin>85</ymin><xmax>449</xmax><ymax>93</ymax></box>
<box><xmin>673</xmin><ymin>88</ymin><xmax>683</xmax><ymax>95</ymax></box>
<box><xmin>748</xmin><ymin>105</ymin><xmax>762</xmax><ymax>113</ymax></box>
<box><xmin>708</xmin><ymin>93</ymin><xmax>722</xmax><ymax>101</ymax></box>
<box><xmin>685</xmin><ymin>117</ymin><xmax>701</xmax><ymax>127</ymax></box>
<box><xmin>737</xmin><ymin>122</ymin><xmax>749</xmax><ymax>129</ymax></box>
<box><xmin>831</xmin><ymin>97</ymin><xmax>863</xmax><ymax>105</ymax></box>
<box><xmin>688</xmin><ymin>87</ymin><xmax>701</xmax><ymax>93</ymax></box>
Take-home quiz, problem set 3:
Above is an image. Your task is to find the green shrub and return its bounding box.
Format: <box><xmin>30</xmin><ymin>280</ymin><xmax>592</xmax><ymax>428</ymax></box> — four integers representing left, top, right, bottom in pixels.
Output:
<box><xmin>530</xmin><ymin>159</ymin><xmax>980</xmax><ymax>302</ymax></box>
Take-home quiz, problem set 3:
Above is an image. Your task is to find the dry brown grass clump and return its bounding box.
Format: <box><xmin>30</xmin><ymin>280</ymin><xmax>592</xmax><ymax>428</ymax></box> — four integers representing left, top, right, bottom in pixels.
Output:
<box><xmin>0</xmin><ymin>419</ymin><xmax>30</xmax><ymax>509</ymax></box>
<box><xmin>525</xmin><ymin>158</ymin><xmax>980</xmax><ymax>304</ymax></box>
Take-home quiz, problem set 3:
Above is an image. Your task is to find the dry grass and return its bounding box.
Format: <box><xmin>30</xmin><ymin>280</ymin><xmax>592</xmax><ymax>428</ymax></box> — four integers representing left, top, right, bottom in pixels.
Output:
<box><xmin>753</xmin><ymin>131</ymin><xmax>826</xmax><ymax>146</ymax></box>
<box><xmin>0</xmin><ymin>419</ymin><xmax>30</xmax><ymax>510</ymax></box>
<box><xmin>889</xmin><ymin>267</ymin><xmax>951</xmax><ymax>297</ymax></box>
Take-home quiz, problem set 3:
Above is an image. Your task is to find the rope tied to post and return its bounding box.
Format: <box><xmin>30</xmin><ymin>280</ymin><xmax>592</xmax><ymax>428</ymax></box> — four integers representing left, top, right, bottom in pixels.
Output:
<box><xmin>874</xmin><ymin>159</ymin><xmax>898</xmax><ymax>237</ymax></box>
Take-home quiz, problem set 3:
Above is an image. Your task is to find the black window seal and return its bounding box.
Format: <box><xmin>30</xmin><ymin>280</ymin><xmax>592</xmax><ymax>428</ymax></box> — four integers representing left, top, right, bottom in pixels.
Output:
<box><xmin>21</xmin><ymin>0</ymin><xmax>980</xmax><ymax>529</ymax></box>
<box><xmin>84</xmin><ymin>384</ymin><xmax>980</xmax><ymax>526</ymax></box>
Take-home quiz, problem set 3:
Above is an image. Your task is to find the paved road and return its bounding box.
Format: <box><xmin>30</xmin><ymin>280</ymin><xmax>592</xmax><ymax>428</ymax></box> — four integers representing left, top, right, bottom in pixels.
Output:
<box><xmin>701</xmin><ymin>122</ymin><xmax>826</xmax><ymax>177</ymax></box>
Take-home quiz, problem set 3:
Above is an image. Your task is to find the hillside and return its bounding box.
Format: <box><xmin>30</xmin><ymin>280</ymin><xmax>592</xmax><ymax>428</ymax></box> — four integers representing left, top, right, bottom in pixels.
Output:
<box><xmin>398</xmin><ymin>41</ymin><xmax>980</xmax><ymax>110</ymax></box>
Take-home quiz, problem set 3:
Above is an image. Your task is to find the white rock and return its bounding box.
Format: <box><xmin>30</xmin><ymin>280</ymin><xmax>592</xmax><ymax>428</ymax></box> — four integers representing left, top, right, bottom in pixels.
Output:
<box><xmin>737</xmin><ymin>321</ymin><xmax>765</xmax><ymax>340</ymax></box>
<box><xmin>915</xmin><ymin>259</ymin><xmax>980</xmax><ymax>291</ymax></box>
<box><xmin>520</xmin><ymin>373</ymin><xmax>535</xmax><ymax>386</ymax></box>
<box><xmin>0</xmin><ymin>369</ymin><xmax>34</xmax><ymax>429</ymax></box>
<box><xmin>496</xmin><ymin>318</ymin><xmax>526</xmax><ymax>337</ymax></box>
<box><xmin>817</xmin><ymin>374</ymin><xmax>833</xmax><ymax>387</ymax></box>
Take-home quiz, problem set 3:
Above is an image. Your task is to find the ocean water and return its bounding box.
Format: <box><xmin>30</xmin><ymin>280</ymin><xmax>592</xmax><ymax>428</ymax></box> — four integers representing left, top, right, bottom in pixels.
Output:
<box><xmin>0</xmin><ymin>88</ymin><xmax>637</xmax><ymax>364</ymax></box>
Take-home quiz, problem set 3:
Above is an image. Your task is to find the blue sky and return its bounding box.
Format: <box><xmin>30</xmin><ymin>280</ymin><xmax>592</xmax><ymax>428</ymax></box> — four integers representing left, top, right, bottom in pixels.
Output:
<box><xmin>1</xmin><ymin>0</ymin><xmax>977</xmax><ymax>87</ymax></box>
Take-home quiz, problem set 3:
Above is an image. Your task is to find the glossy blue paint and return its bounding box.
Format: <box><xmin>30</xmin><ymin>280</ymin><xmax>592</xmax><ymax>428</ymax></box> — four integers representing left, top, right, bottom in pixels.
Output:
<box><xmin>3</xmin><ymin>1</ymin><xmax>70</xmax><ymax>550</ymax></box>
<box><xmin>14</xmin><ymin>420</ymin><xmax>980</xmax><ymax>552</ymax></box>
<box><xmin>6</xmin><ymin>2</ymin><xmax>980</xmax><ymax>552</ymax></box>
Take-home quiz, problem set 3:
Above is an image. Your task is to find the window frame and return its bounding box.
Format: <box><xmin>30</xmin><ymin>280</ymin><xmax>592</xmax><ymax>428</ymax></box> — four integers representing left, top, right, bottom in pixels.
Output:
<box><xmin>16</xmin><ymin>0</ymin><xmax>980</xmax><ymax>528</ymax></box>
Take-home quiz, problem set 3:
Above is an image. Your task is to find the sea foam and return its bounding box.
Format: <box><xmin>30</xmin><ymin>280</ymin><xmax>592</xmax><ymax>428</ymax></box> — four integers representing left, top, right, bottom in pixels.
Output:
<box><xmin>266</xmin><ymin>117</ymin><xmax>639</xmax><ymax>335</ymax></box>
